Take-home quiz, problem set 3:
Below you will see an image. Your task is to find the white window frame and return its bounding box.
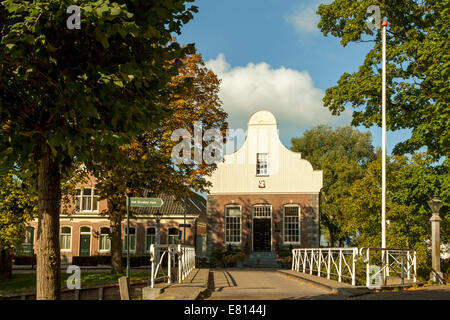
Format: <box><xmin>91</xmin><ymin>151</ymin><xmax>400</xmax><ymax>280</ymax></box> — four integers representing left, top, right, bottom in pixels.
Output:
<box><xmin>283</xmin><ymin>205</ymin><xmax>301</xmax><ymax>244</ymax></box>
<box><xmin>256</xmin><ymin>153</ymin><xmax>269</xmax><ymax>176</ymax></box>
<box><xmin>167</xmin><ymin>227</ymin><xmax>180</xmax><ymax>245</ymax></box>
<box><xmin>75</xmin><ymin>187</ymin><xmax>99</xmax><ymax>213</ymax></box>
<box><xmin>60</xmin><ymin>226</ymin><xmax>72</xmax><ymax>252</ymax></box>
<box><xmin>123</xmin><ymin>226</ymin><xmax>136</xmax><ymax>253</ymax></box>
<box><xmin>225</xmin><ymin>205</ymin><xmax>242</xmax><ymax>245</ymax></box>
<box><xmin>146</xmin><ymin>227</ymin><xmax>156</xmax><ymax>252</ymax></box>
<box><xmin>98</xmin><ymin>227</ymin><xmax>111</xmax><ymax>253</ymax></box>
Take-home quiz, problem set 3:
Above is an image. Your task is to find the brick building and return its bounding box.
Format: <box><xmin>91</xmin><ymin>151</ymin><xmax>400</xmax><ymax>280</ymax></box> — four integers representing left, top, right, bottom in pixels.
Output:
<box><xmin>205</xmin><ymin>110</ymin><xmax>323</xmax><ymax>260</ymax></box>
<box><xmin>25</xmin><ymin>175</ymin><xmax>206</xmax><ymax>263</ymax></box>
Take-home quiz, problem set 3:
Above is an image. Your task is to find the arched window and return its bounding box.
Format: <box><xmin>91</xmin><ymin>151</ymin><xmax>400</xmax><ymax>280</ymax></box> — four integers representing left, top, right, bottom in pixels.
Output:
<box><xmin>225</xmin><ymin>205</ymin><xmax>242</xmax><ymax>244</ymax></box>
<box><xmin>283</xmin><ymin>205</ymin><xmax>300</xmax><ymax>244</ymax></box>
<box><xmin>61</xmin><ymin>226</ymin><xmax>72</xmax><ymax>250</ymax></box>
<box><xmin>168</xmin><ymin>227</ymin><xmax>179</xmax><ymax>245</ymax></box>
<box><xmin>99</xmin><ymin>227</ymin><xmax>110</xmax><ymax>252</ymax></box>
<box><xmin>146</xmin><ymin>227</ymin><xmax>156</xmax><ymax>251</ymax></box>
<box><xmin>80</xmin><ymin>226</ymin><xmax>91</xmax><ymax>233</ymax></box>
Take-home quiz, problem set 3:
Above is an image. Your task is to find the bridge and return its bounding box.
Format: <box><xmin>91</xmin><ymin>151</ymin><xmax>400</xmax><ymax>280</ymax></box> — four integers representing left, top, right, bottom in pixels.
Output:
<box><xmin>139</xmin><ymin>244</ymin><xmax>449</xmax><ymax>300</ymax></box>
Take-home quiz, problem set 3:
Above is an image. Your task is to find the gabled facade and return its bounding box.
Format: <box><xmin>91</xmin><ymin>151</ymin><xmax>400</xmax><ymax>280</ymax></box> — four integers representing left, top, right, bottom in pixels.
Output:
<box><xmin>205</xmin><ymin>110</ymin><xmax>323</xmax><ymax>256</ymax></box>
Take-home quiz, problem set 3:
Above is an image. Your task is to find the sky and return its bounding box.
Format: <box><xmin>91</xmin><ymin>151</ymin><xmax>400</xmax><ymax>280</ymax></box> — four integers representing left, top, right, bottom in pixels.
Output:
<box><xmin>177</xmin><ymin>0</ymin><xmax>412</xmax><ymax>154</ymax></box>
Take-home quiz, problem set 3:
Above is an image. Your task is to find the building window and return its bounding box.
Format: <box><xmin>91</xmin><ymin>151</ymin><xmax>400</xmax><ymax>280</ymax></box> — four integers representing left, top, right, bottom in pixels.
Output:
<box><xmin>253</xmin><ymin>205</ymin><xmax>272</xmax><ymax>218</ymax></box>
<box><xmin>146</xmin><ymin>227</ymin><xmax>156</xmax><ymax>251</ymax></box>
<box><xmin>75</xmin><ymin>188</ymin><xmax>99</xmax><ymax>212</ymax></box>
<box><xmin>123</xmin><ymin>227</ymin><xmax>136</xmax><ymax>252</ymax></box>
<box><xmin>18</xmin><ymin>227</ymin><xmax>34</xmax><ymax>256</ymax></box>
<box><xmin>225</xmin><ymin>206</ymin><xmax>241</xmax><ymax>244</ymax></box>
<box><xmin>256</xmin><ymin>153</ymin><xmax>268</xmax><ymax>176</ymax></box>
<box><xmin>61</xmin><ymin>226</ymin><xmax>72</xmax><ymax>251</ymax></box>
<box><xmin>168</xmin><ymin>228</ymin><xmax>179</xmax><ymax>245</ymax></box>
<box><xmin>99</xmin><ymin>227</ymin><xmax>110</xmax><ymax>252</ymax></box>
<box><xmin>283</xmin><ymin>205</ymin><xmax>300</xmax><ymax>244</ymax></box>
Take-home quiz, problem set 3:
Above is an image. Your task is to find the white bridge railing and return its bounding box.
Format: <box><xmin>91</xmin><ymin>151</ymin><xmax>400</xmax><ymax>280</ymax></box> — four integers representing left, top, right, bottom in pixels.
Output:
<box><xmin>359</xmin><ymin>247</ymin><xmax>417</xmax><ymax>286</ymax></box>
<box><xmin>149</xmin><ymin>244</ymin><xmax>196</xmax><ymax>288</ymax></box>
<box><xmin>292</xmin><ymin>247</ymin><xmax>417</xmax><ymax>287</ymax></box>
<box><xmin>292</xmin><ymin>248</ymin><xmax>358</xmax><ymax>285</ymax></box>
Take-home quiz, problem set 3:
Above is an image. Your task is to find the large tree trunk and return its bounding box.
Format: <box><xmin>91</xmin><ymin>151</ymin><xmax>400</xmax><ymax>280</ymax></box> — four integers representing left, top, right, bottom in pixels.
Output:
<box><xmin>36</xmin><ymin>148</ymin><xmax>61</xmax><ymax>300</ymax></box>
<box><xmin>110</xmin><ymin>203</ymin><xmax>123</xmax><ymax>274</ymax></box>
<box><xmin>0</xmin><ymin>247</ymin><xmax>14</xmax><ymax>281</ymax></box>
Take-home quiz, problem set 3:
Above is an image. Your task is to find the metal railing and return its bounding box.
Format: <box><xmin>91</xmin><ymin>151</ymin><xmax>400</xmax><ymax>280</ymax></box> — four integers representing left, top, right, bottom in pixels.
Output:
<box><xmin>149</xmin><ymin>244</ymin><xmax>196</xmax><ymax>288</ymax></box>
<box><xmin>291</xmin><ymin>247</ymin><xmax>417</xmax><ymax>288</ymax></box>
<box><xmin>359</xmin><ymin>247</ymin><xmax>417</xmax><ymax>287</ymax></box>
<box><xmin>178</xmin><ymin>245</ymin><xmax>195</xmax><ymax>282</ymax></box>
<box><xmin>292</xmin><ymin>248</ymin><xmax>359</xmax><ymax>286</ymax></box>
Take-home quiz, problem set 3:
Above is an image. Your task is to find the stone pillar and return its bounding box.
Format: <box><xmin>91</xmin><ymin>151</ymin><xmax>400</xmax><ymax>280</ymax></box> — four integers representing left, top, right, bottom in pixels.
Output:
<box><xmin>428</xmin><ymin>196</ymin><xmax>443</xmax><ymax>284</ymax></box>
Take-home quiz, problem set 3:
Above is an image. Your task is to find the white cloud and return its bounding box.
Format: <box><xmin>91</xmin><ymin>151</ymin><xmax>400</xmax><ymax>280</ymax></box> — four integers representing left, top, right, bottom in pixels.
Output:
<box><xmin>286</xmin><ymin>0</ymin><xmax>331</xmax><ymax>35</ymax></box>
<box><xmin>206</xmin><ymin>53</ymin><xmax>351</xmax><ymax>136</ymax></box>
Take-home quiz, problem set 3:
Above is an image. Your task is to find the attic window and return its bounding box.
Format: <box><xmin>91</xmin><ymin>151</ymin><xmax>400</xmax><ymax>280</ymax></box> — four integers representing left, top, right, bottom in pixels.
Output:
<box><xmin>256</xmin><ymin>153</ymin><xmax>268</xmax><ymax>176</ymax></box>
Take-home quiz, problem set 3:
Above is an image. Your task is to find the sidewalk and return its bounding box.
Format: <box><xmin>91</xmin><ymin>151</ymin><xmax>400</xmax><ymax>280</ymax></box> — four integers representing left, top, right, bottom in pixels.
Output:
<box><xmin>154</xmin><ymin>269</ymin><xmax>210</xmax><ymax>300</ymax></box>
<box><xmin>278</xmin><ymin>270</ymin><xmax>371</xmax><ymax>297</ymax></box>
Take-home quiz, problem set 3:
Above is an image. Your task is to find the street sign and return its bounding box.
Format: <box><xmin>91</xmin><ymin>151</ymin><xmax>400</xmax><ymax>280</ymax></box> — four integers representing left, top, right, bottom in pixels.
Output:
<box><xmin>179</xmin><ymin>224</ymin><xmax>191</xmax><ymax>228</ymax></box>
<box><xmin>129</xmin><ymin>197</ymin><xmax>164</xmax><ymax>208</ymax></box>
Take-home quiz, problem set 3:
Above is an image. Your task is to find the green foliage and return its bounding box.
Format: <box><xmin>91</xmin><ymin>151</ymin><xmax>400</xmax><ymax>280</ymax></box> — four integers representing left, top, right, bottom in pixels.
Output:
<box><xmin>317</xmin><ymin>0</ymin><xmax>449</xmax><ymax>159</ymax></box>
<box><xmin>291</xmin><ymin>125</ymin><xmax>376</xmax><ymax>245</ymax></box>
<box><xmin>0</xmin><ymin>0</ymin><xmax>198</xmax><ymax>173</ymax></box>
<box><xmin>342</xmin><ymin>154</ymin><xmax>449</xmax><ymax>278</ymax></box>
<box><xmin>209</xmin><ymin>245</ymin><xmax>246</xmax><ymax>267</ymax></box>
<box><xmin>0</xmin><ymin>170</ymin><xmax>37</xmax><ymax>250</ymax></box>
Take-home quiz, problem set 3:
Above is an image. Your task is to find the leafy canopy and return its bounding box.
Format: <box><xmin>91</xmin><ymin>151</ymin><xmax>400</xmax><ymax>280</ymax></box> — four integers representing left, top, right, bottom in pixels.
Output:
<box><xmin>0</xmin><ymin>170</ymin><xmax>37</xmax><ymax>250</ymax></box>
<box><xmin>291</xmin><ymin>125</ymin><xmax>376</xmax><ymax>245</ymax></box>
<box><xmin>317</xmin><ymin>0</ymin><xmax>449</xmax><ymax>160</ymax></box>
<box><xmin>0</xmin><ymin>0</ymin><xmax>198</xmax><ymax>173</ymax></box>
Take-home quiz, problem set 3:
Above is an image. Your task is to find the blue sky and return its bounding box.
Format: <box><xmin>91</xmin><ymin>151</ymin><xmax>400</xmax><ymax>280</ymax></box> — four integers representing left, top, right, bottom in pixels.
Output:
<box><xmin>178</xmin><ymin>0</ymin><xmax>411</xmax><ymax>154</ymax></box>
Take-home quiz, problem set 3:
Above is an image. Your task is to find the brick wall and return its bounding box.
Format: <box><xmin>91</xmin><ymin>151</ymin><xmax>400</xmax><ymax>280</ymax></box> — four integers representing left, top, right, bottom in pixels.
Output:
<box><xmin>206</xmin><ymin>193</ymin><xmax>320</xmax><ymax>256</ymax></box>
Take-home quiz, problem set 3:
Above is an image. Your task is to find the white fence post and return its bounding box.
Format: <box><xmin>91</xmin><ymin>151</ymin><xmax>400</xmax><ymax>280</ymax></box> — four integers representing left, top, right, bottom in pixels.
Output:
<box><xmin>317</xmin><ymin>249</ymin><xmax>322</xmax><ymax>277</ymax></box>
<box><xmin>327</xmin><ymin>249</ymin><xmax>331</xmax><ymax>279</ymax></box>
<box><xmin>150</xmin><ymin>244</ymin><xmax>155</xmax><ymax>288</ymax></box>
<box><xmin>168</xmin><ymin>246</ymin><xmax>172</xmax><ymax>284</ymax></box>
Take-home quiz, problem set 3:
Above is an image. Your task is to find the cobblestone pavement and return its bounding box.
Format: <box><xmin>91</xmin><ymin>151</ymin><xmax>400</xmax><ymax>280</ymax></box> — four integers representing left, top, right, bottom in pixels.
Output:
<box><xmin>205</xmin><ymin>269</ymin><xmax>450</xmax><ymax>300</ymax></box>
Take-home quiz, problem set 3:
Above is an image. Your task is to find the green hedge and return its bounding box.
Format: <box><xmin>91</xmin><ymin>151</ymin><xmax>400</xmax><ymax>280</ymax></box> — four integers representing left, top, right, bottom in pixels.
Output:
<box><xmin>72</xmin><ymin>255</ymin><xmax>151</xmax><ymax>267</ymax></box>
<box><xmin>13</xmin><ymin>255</ymin><xmax>36</xmax><ymax>265</ymax></box>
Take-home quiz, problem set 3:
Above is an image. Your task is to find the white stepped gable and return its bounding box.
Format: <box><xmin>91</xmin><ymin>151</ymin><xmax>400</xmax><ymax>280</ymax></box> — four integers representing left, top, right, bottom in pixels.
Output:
<box><xmin>207</xmin><ymin>110</ymin><xmax>323</xmax><ymax>194</ymax></box>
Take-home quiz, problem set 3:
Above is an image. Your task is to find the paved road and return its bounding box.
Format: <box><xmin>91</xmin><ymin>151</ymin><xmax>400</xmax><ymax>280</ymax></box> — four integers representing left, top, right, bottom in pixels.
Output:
<box><xmin>206</xmin><ymin>269</ymin><xmax>333</xmax><ymax>300</ymax></box>
<box><xmin>206</xmin><ymin>269</ymin><xmax>450</xmax><ymax>300</ymax></box>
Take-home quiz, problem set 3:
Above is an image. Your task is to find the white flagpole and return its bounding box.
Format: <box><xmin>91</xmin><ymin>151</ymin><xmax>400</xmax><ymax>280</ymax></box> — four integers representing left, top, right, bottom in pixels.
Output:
<box><xmin>381</xmin><ymin>19</ymin><xmax>387</xmax><ymax>285</ymax></box>
<box><xmin>381</xmin><ymin>19</ymin><xmax>387</xmax><ymax>251</ymax></box>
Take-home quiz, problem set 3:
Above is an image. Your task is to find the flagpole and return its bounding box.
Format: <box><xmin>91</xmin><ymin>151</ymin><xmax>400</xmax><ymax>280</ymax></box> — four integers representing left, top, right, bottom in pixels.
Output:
<box><xmin>381</xmin><ymin>19</ymin><xmax>387</xmax><ymax>284</ymax></box>
<box><xmin>381</xmin><ymin>19</ymin><xmax>387</xmax><ymax>250</ymax></box>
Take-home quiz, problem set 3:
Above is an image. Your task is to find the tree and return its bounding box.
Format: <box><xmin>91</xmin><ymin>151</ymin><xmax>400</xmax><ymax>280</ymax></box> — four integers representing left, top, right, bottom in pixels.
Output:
<box><xmin>317</xmin><ymin>0</ymin><xmax>449</xmax><ymax>160</ymax></box>
<box><xmin>291</xmin><ymin>125</ymin><xmax>376</xmax><ymax>246</ymax></box>
<box><xmin>342</xmin><ymin>154</ymin><xmax>449</xmax><ymax>276</ymax></box>
<box><xmin>0</xmin><ymin>0</ymin><xmax>197</xmax><ymax>299</ymax></box>
<box><xmin>92</xmin><ymin>53</ymin><xmax>227</xmax><ymax>274</ymax></box>
<box><xmin>0</xmin><ymin>170</ymin><xmax>37</xmax><ymax>281</ymax></box>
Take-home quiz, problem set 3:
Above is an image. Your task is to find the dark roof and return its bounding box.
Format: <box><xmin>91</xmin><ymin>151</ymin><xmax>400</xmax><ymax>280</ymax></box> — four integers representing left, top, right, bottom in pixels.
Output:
<box><xmin>130</xmin><ymin>191</ymin><xmax>206</xmax><ymax>218</ymax></box>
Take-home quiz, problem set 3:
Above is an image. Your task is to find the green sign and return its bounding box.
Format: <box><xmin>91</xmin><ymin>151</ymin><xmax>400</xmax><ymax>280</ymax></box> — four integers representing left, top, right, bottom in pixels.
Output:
<box><xmin>129</xmin><ymin>197</ymin><xmax>164</xmax><ymax>207</ymax></box>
